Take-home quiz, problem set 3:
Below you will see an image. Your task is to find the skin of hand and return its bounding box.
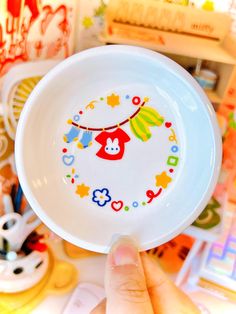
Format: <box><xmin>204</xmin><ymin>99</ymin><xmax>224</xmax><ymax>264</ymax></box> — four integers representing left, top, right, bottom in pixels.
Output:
<box><xmin>91</xmin><ymin>237</ymin><xmax>200</xmax><ymax>314</ymax></box>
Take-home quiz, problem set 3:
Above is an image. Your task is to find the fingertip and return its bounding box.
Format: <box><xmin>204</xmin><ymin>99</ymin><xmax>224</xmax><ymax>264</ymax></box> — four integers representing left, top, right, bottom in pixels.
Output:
<box><xmin>109</xmin><ymin>236</ymin><xmax>139</xmax><ymax>253</ymax></box>
<box><xmin>105</xmin><ymin>237</ymin><xmax>153</xmax><ymax>313</ymax></box>
<box><xmin>108</xmin><ymin>236</ymin><xmax>139</xmax><ymax>267</ymax></box>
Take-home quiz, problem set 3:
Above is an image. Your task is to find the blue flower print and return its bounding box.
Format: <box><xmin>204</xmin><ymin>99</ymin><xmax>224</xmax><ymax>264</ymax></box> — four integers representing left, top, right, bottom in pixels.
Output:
<box><xmin>92</xmin><ymin>188</ymin><xmax>111</xmax><ymax>207</ymax></box>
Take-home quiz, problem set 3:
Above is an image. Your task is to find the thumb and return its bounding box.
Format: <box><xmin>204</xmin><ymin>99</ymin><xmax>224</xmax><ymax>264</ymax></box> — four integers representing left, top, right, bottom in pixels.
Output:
<box><xmin>105</xmin><ymin>237</ymin><xmax>153</xmax><ymax>314</ymax></box>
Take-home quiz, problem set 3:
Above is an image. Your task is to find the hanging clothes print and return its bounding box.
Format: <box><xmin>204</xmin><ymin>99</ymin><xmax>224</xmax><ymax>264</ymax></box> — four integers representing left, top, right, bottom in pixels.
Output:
<box><xmin>61</xmin><ymin>93</ymin><xmax>181</xmax><ymax>213</ymax></box>
<box><xmin>95</xmin><ymin>128</ymin><xmax>130</xmax><ymax>160</ymax></box>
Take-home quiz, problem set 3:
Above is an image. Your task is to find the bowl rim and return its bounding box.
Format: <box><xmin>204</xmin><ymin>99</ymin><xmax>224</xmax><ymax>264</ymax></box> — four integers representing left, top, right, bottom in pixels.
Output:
<box><xmin>15</xmin><ymin>45</ymin><xmax>222</xmax><ymax>253</ymax></box>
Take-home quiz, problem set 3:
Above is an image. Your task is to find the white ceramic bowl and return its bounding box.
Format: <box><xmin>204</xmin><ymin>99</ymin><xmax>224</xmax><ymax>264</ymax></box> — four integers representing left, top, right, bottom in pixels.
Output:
<box><xmin>15</xmin><ymin>45</ymin><xmax>221</xmax><ymax>253</ymax></box>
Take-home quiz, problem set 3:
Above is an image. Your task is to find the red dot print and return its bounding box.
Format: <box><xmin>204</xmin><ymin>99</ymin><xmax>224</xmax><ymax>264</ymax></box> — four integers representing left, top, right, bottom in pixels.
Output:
<box><xmin>169</xmin><ymin>169</ymin><xmax>174</xmax><ymax>173</ymax></box>
<box><xmin>71</xmin><ymin>178</ymin><xmax>75</xmax><ymax>184</ymax></box>
<box><xmin>62</xmin><ymin>148</ymin><xmax>67</xmax><ymax>153</ymax></box>
<box><xmin>132</xmin><ymin>96</ymin><xmax>141</xmax><ymax>105</ymax></box>
<box><xmin>79</xmin><ymin>110</ymin><xmax>83</xmax><ymax>115</ymax></box>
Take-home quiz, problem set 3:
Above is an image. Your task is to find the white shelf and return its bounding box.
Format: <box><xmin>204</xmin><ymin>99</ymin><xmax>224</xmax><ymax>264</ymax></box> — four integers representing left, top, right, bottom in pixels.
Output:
<box><xmin>101</xmin><ymin>29</ymin><xmax>236</xmax><ymax>106</ymax></box>
<box><xmin>101</xmin><ymin>28</ymin><xmax>236</xmax><ymax>64</ymax></box>
<box><xmin>184</xmin><ymin>225</ymin><xmax>219</xmax><ymax>242</ymax></box>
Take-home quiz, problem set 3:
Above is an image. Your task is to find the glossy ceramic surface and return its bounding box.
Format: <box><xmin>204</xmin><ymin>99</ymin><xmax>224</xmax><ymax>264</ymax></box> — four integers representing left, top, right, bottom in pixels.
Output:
<box><xmin>15</xmin><ymin>45</ymin><xmax>221</xmax><ymax>253</ymax></box>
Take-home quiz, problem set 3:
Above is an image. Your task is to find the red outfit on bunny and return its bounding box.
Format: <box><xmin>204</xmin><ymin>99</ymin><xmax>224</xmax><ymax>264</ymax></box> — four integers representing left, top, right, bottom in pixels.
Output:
<box><xmin>95</xmin><ymin>128</ymin><xmax>130</xmax><ymax>160</ymax></box>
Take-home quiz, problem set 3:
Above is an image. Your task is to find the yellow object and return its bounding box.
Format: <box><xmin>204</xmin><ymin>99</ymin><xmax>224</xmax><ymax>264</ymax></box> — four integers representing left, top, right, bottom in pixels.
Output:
<box><xmin>76</xmin><ymin>183</ymin><xmax>90</xmax><ymax>198</ymax></box>
<box><xmin>130</xmin><ymin>106</ymin><xmax>164</xmax><ymax>142</ymax></box>
<box><xmin>155</xmin><ymin>171</ymin><xmax>172</xmax><ymax>189</ymax></box>
<box><xmin>130</xmin><ymin>116</ymin><xmax>152</xmax><ymax>141</ymax></box>
<box><xmin>164</xmin><ymin>0</ymin><xmax>189</xmax><ymax>5</ymax></box>
<box><xmin>63</xmin><ymin>241</ymin><xmax>101</xmax><ymax>259</ymax></box>
<box><xmin>85</xmin><ymin>100</ymin><xmax>97</xmax><ymax>110</ymax></box>
<box><xmin>202</xmin><ymin>0</ymin><xmax>214</xmax><ymax>11</ymax></box>
<box><xmin>10</xmin><ymin>76</ymin><xmax>42</xmax><ymax>125</ymax></box>
<box><xmin>82</xmin><ymin>16</ymin><xmax>94</xmax><ymax>29</ymax></box>
<box><xmin>0</xmin><ymin>116</ymin><xmax>14</xmax><ymax>163</ymax></box>
<box><xmin>0</xmin><ymin>249</ymin><xmax>78</xmax><ymax>314</ymax></box>
<box><xmin>4</xmin><ymin>76</ymin><xmax>42</xmax><ymax>140</ymax></box>
<box><xmin>106</xmin><ymin>93</ymin><xmax>120</xmax><ymax>108</ymax></box>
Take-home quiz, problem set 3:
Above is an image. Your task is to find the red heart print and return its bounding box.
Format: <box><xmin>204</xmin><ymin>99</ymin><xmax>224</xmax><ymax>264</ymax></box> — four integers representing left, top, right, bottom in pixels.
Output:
<box><xmin>111</xmin><ymin>201</ymin><xmax>123</xmax><ymax>212</ymax></box>
<box><xmin>165</xmin><ymin>122</ymin><xmax>172</xmax><ymax>128</ymax></box>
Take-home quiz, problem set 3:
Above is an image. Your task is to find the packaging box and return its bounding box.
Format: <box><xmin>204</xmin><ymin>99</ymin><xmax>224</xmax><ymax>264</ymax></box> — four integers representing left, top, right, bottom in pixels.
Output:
<box><xmin>105</xmin><ymin>0</ymin><xmax>232</xmax><ymax>42</ymax></box>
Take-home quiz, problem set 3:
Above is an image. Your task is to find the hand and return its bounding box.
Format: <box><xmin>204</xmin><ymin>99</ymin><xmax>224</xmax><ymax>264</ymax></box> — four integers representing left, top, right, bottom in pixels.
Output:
<box><xmin>92</xmin><ymin>237</ymin><xmax>200</xmax><ymax>314</ymax></box>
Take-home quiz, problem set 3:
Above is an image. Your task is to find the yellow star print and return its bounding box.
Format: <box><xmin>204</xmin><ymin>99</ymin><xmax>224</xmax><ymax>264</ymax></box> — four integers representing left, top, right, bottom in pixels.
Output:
<box><xmin>82</xmin><ymin>16</ymin><xmax>94</xmax><ymax>29</ymax></box>
<box><xmin>155</xmin><ymin>171</ymin><xmax>172</xmax><ymax>189</ymax></box>
<box><xmin>76</xmin><ymin>183</ymin><xmax>90</xmax><ymax>198</ymax></box>
<box><xmin>107</xmin><ymin>93</ymin><xmax>120</xmax><ymax>108</ymax></box>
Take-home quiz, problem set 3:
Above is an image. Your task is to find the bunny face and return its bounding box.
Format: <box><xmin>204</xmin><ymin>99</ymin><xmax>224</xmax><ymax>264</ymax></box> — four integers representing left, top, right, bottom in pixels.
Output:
<box><xmin>105</xmin><ymin>138</ymin><xmax>120</xmax><ymax>155</ymax></box>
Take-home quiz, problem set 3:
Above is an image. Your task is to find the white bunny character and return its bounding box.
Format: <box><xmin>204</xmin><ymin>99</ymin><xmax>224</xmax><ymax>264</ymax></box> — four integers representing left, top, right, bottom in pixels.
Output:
<box><xmin>105</xmin><ymin>138</ymin><xmax>120</xmax><ymax>155</ymax></box>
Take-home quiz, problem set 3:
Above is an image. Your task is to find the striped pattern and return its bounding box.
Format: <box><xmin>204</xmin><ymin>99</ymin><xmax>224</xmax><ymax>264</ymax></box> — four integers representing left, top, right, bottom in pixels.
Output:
<box><xmin>9</xmin><ymin>76</ymin><xmax>42</xmax><ymax>126</ymax></box>
<box><xmin>130</xmin><ymin>106</ymin><xmax>164</xmax><ymax>141</ymax></box>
